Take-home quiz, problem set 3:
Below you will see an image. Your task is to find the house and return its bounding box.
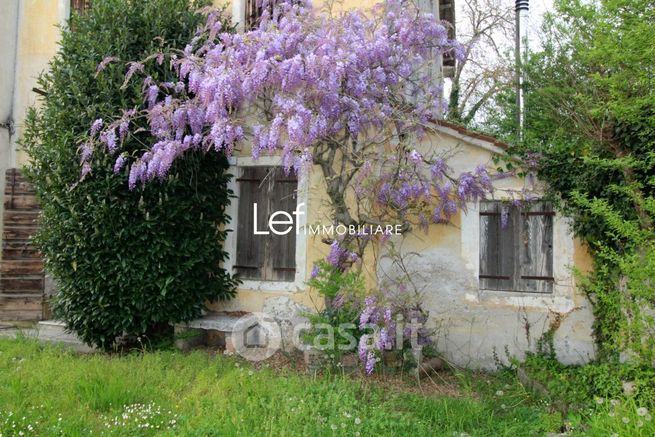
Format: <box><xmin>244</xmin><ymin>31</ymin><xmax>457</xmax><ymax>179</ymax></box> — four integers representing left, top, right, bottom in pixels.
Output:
<box><xmin>0</xmin><ymin>0</ymin><xmax>596</xmax><ymax>369</ymax></box>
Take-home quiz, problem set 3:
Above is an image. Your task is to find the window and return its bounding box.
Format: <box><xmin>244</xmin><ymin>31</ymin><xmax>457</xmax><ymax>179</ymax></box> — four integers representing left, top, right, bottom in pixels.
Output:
<box><xmin>415</xmin><ymin>0</ymin><xmax>456</xmax><ymax>82</ymax></box>
<box><xmin>71</xmin><ymin>0</ymin><xmax>91</xmax><ymax>15</ymax></box>
<box><xmin>245</xmin><ymin>0</ymin><xmax>268</xmax><ymax>30</ymax></box>
<box><xmin>439</xmin><ymin>0</ymin><xmax>456</xmax><ymax>77</ymax></box>
<box><xmin>479</xmin><ymin>201</ymin><xmax>554</xmax><ymax>293</ymax></box>
<box><xmin>234</xmin><ymin>166</ymin><xmax>298</xmax><ymax>281</ymax></box>
<box><xmin>245</xmin><ymin>0</ymin><xmax>300</xmax><ymax>30</ymax></box>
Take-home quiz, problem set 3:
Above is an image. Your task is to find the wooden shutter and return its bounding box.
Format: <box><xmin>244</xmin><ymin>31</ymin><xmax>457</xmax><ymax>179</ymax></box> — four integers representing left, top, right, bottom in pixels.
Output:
<box><xmin>235</xmin><ymin>167</ymin><xmax>297</xmax><ymax>282</ymax></box>
<box><xmin>71</xmin><ymin>0</ymin><xmax>91</xmax><ymax>14</ymax></box>
<box><xmin>270</xmin><ymin>169</ymin><xmax>297</xmax><ymax>281</ymax></box>
<box><xmin>235</xmin><ymin>167</ymin><xmax>268</xmax><ymax>279</ymax></box>
<box><xmin>244</xmin><ymin>0</ymin><xmax>300</xmax><ymax>30</ymax></box>
<box><xmin>245</xmin><ymin>0</ymin><xmax>263</xmax><ymax>30</ymax></box>
<box><xmin>479</xmin><ymin>201</ymin><xmax>554</xmax><ymax>293</ymax></box>
<box><xmin>439</xmin><ymin>0</ymin><xmax>456</xmax><ymax>77</ymax></box>
<box><xmin>479</xmin><ymin>201</ymin><xmax>515</xmax><ymax>291</ymax></box>
<box><xmin>517</xmin><ymin>202</ymin><xmax>554</xmax><ymax>293</ymax></box>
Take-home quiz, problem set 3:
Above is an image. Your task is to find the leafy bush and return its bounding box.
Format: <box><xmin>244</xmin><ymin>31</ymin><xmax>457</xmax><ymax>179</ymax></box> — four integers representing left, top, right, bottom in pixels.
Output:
<box><xmin>21</xmin><ymin>0</ymin><xmax>238</xmax><ymax>350</ymax></box>
<box><xmin>485</xmin><ymin>0</ymin><xmax>655</xmax><ymax>364</ymax></box>
<box><xmin>522</xmin><ymin>354</ymin><xmax>655</xmax><ymax>410</ymax></box>
<box><xmin>305</xmin><ymin>259</ymin><xmax>435</xmax><ymax>375</ymax></box>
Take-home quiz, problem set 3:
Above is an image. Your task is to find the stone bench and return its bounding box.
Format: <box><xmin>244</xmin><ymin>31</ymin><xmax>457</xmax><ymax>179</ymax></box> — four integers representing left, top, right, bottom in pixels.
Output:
<box><xmin>173</xmin><ymin>312</ymin><xmax>247</xmax><ymax>353</ymax></box>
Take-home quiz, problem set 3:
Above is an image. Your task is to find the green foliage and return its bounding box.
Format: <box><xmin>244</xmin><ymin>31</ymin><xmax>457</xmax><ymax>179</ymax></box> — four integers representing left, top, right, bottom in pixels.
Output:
<box><xmin>0</xmin><ymin>337</ymin><xmax>563</xmax><ymax>435</ymax></box>
<box><xmin>20</xmin><ymin>0</ymin><xmax>238</xmax><ymax>350</ymax></box>
<box><xmin>521</xmin><ymin>354</ymin><xmax>655</xmax><ymax>435</ymax></box>
<box><xmin>484</xmin><ymin>0</ymin><xmax>655</xmax><ymax>363</ymax></box>
<box><xmin>304</xmin><ymin>262</ymin><xmax>365</xmax><ymax>354</ymax></box>
<box><xmin>307</xmin><ymin>261</ymin><xmax>365</xmax><ymax>323</ymax></box>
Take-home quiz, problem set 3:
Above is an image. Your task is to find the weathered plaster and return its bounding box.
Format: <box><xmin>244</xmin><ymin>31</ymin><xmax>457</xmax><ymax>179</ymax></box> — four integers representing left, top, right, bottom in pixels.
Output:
<box><xmin>0</xmin><ymin>0</ymin><xmax>69</xmax><ymax>258</ymax></box>
<box><xmin>375</xmin><ymin>131</ymin><xmax>597</xmax><ymax>369</ymax></box>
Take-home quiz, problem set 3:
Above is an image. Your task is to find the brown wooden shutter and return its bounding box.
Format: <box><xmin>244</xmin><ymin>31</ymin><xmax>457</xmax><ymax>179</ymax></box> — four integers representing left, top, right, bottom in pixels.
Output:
<box><xmin>0</xmin><ymin>169</ymin><xmax>45</xmax><ymax>321</ymax></box>
<box><xmin>235</xmin><ymin>167</ymin><xmax>268</xmax><ymax>279</ymax></box>
<box><xmin>439</xmin><ymin>0</ymin><xmax>456</xmax><ymax>77</ymax></box>
<box><xmin>517</xmin><ymin>202</ymin><xmax>554</xmax><ymax>293</ymax></box>
<box><xmin>270</xmin><ymin>169</ymin><xmax>297</xmax><ymax>281</ymax></box>
<box><xmin>234</xmin><ymin>166</ymin><xmax>297</xmax><ymax>282</ymax></box>
<box><xmin>71</xmin><ymin>0</ymin><xmax>91</xmax><ymax>15</ymax></box>
<box><xmin>245</xmin><ymin>0</ymin><xmax>278</xmax><ymax>30</ymax></box>
<box><xmin>244</xmin><ymin>0</ymin><xmax>300</xmax><ymax>30</ymax></box>
<box><xmin>479</xmin><ymin>201</ymin><xmax>554</xmax><ymax>293</ymax></box>
<box><xmin>245</xmin><ymin>0</ymin><xmax>260</xmax><ymax>30</ymax></box>
<box><xmin>479</xmin><ymin>201</ymin><xmax>515</xmax><ymax>291</ymax></box>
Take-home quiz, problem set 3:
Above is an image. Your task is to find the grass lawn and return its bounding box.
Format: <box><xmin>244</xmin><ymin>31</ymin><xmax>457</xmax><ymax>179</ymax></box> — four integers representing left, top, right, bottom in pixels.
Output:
<box><xmin>0</xmin><ymin>337</ymin><xmax>647</xmax><ymax>436</ymax></box>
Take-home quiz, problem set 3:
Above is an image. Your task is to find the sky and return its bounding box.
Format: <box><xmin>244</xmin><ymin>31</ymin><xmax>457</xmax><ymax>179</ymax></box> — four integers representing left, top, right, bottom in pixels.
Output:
<box><xmin>446</xmin><ymin>0</ymin><xmax>554</xmax><ymax>98</ymax></box>
<box><xmin>526</xmin><ymin>0</ymin><xmax>554</xmax><ymax>49</ymax></box>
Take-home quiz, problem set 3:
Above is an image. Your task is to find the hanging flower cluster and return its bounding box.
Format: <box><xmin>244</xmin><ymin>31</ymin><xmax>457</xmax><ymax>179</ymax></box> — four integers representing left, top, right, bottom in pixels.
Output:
<box><xmin>363</xmin><ymin>154</ymin><xmax>495</xmax><ymax>230</ymax></box>
<box><xmin>84</xmin><ymin>0</ymin><xmax>465</xmax><ymax>188</ymax></box>
<box><xmin>357</xmin><ymin>295</ymin><xmax>432</xmax><ymax>375</ymax></box>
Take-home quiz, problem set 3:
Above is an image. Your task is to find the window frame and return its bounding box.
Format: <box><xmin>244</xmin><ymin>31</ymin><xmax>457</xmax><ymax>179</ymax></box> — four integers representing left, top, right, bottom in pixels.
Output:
<box><xmin>70</xmin><ymin>0</ymin><xmax>90</xmax><ymax>15</ymax></box>
<box><xmin>224</xmin><ymin>156</ymin><xmax>308</xmax><ymax>292</ymax></box>
<box><xmin>478</xmin><ymin>200</ymin><xmax>555</xmax><ymax>294</ymax></box>
<box><xmin>232</xmin><ymin>0</ymin><xmax>298</xmax><ymax>32</ymax></box>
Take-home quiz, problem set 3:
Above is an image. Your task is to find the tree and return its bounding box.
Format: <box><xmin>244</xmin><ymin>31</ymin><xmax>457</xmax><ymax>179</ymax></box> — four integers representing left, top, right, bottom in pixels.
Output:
<box><xmin>21</xmin><ymin>0</ymin><xmax>238</xmax><ymax>350</ymax></box>
<box><xmin>88</xmin><ymin>0</ymin><xmax>501</xmax><ymax>264</ymax></box>
<box><xmin>447</xmin><ymin>0</ymin><xmax>515</xmax><ymax>126</ymax></box>
<box><xmin>486</xmin><ymin>0</ymin><xmax>655</xmax><ymax>362</ymax></box>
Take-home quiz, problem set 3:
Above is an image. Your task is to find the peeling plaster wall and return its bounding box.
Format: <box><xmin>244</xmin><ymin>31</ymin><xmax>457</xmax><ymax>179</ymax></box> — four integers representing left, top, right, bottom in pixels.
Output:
<box><xmin>376</xmin><ymin>129</ymin><xmax>597</xmax><ymax>369</ymax></box>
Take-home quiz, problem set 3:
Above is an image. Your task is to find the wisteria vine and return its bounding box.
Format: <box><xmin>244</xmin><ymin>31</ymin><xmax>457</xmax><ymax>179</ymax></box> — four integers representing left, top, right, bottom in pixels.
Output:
<box><xmin>83</xmin><ymin>0</ymin><xmax>522</xmax><ymax>373</ymax></box>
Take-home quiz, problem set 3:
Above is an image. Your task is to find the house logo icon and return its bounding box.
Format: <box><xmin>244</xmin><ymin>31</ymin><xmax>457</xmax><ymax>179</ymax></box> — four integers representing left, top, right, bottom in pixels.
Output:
<box><xmin>231</xmin><ymin>312</ymin><xmax>282</xmax><ymax>361</ymax></box>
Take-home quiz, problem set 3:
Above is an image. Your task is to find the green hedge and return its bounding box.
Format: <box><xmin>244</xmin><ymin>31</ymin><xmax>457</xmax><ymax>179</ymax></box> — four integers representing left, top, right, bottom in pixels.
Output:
<box><xmin>21</xmin><ymin>0</ymin><xmax>238</xmax><ymax>349</ymax></box>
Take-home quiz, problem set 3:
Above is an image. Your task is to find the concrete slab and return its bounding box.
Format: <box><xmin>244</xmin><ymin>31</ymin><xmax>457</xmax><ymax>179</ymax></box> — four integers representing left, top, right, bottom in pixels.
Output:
<box><xmin>175</xmin><ymin>313</ymin><xmax>241</xmax><ymax>332</ymax></box>
<box><xmin>0</xmin><ymin>320</ymin><xmax>96</xmax><ymax>353</ymax></box>
<box><xmin>174</xmin><ymin>312</ymin><xmax>245</xmax><ymax>352</ymax></box>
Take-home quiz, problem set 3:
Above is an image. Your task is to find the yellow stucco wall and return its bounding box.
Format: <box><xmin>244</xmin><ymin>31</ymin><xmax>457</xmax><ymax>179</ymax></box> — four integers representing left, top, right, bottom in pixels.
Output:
<box><xmin>11</xmin><ymin>0</ymin><xmax>67</xmax><ymax>168</ymax></box>
<box><xmin>217</xmin><ymin>120</ymin><xmax>596</xmax><ymax>368</ymax></box>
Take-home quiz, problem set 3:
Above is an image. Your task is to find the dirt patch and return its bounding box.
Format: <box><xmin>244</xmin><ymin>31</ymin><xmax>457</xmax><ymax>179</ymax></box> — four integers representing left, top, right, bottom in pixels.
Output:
<box><xmin>225</xmin><ymin>349</ymin><xmax>464</xmax><ymax>398</ymax></box>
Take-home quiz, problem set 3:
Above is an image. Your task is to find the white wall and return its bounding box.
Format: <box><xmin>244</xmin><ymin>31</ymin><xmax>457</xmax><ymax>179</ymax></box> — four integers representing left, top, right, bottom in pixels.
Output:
<box><xmin>0</xmin><ymin>0</ymin><xmax>21</xmax><ymax>252</ymax></box>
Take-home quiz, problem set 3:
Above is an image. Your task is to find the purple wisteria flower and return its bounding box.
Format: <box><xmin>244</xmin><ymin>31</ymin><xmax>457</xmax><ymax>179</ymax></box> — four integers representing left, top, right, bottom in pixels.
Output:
<box><xmin>358</xmin><ymin>335</ymin><xmax>369</xmax><ymax>362</ymax></box>
<box><xmin>331</xmin><ymin>293</ymin><xmax>345</xmax><ymax>311</ymax></box>
<box><xmin>326</xmin><ymin>241</ymin><xmax>349</xmax><ymax>268</ymax></box>
<box><xmin>500</xmin><ymin>205</ymin><xmax>510</xmax><ymax>229</ymax></box>
<box><xmin>79</xmin><ymin>143</ymin><xmax>93</xmax><ymax>163</ymax></box>
<box><xmin>359</xmin><ymin>295</ymin><xmax>378</xmax><ymax>328</ymax></box>
<box><xmin>90</xmin><ymin>119</ymin><xmax>103</xmax><ymax>136</ymax></box>
<box><xmin>88</xmin><ymin>0</ymin><xmax>466</xmax><ymax>192</ymax></box>
<box><xmin>113</xmin><ymin>155</ymin><xmax>126</xmax><ymax>174</ymax></box>
<box><xmin>365</xmin><ymin>351</ymin><xmax>377</xmax><ymax>375</ymax></box>
<box><xmin>100</xmin><ymin>129</ymin><xmax>118</xmax><ymax>153</ymax></box>
<box><xmin>81</xmin><ymin>162</ymin><xmax>91</xmax><ymax>178</ymax></box>
<box><xmin>408</xmin><ymin>149</ymin><xmax>422</xmax><ymax>164</ymax></box>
